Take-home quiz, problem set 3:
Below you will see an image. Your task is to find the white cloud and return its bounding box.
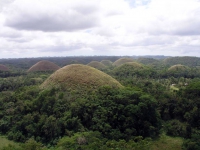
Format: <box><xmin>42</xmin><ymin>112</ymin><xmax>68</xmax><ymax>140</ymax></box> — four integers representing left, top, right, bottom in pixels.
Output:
<box><xmin>0</xmin><ymin>0</ymin><xmax>200</xmax><ymax>58</ymax></box>
<box><xmin>4</xmin><ymin>0</ymin><xmax>100</xmax><ymax>32</ymax></box>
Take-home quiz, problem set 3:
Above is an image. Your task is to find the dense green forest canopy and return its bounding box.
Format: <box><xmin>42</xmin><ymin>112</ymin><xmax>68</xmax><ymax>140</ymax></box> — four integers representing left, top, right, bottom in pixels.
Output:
<box><xmin>0</xmin><ymin>56</ymin><xmax>200</xmax><ymax>150</ymax></box>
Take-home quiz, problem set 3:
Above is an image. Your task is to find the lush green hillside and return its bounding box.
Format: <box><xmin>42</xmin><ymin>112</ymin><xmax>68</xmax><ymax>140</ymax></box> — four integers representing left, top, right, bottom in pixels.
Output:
<box><xmin>1</xmin><ymin>56</ymin><xmax>200</xmax><ymax>150</ymax></box>
<box><xmin>163</xmin><ymin>56</ymin><xmax>200</xmax><ymax>67</ymax></box>
<box><xmin>137</xmin><ymin>58</ymin><xmax>160</xmax><ymax>65</ymax></box>
<box><xmin>112</xmin><ymin>62</ymin><xmax>155</xmax><ymax>78</ymax></box>
<box><xmin>0</xmin><ymin>136</ymin><xmax>19</xmax><ymax>149</ymax></box>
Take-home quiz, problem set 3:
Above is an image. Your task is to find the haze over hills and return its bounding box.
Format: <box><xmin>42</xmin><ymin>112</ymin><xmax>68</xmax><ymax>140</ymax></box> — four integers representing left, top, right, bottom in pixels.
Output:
<box><xmin>1</xmin><ymin>56</ymin><xmax>200</xmax><ymax>71</ymax></box>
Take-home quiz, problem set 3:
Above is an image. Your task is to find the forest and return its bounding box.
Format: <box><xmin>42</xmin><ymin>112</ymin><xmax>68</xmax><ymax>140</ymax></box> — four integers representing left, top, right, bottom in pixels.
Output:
<box><xmin>0</xmin><ymin>56</ymin><xmax>200</xmax><ymax>150</ymax></box>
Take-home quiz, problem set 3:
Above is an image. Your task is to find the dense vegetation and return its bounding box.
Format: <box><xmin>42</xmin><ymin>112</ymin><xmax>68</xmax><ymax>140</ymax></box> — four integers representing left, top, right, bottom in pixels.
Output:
<box><xmin>0</xmin><ymin>56</ymin><xmax>200</xmax><ymax>150</ymax></box>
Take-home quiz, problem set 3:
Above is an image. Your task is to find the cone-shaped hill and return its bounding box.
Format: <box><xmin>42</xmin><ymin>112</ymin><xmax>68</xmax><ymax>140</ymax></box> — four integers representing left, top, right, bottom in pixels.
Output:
<box><xmin>112</xmin><ymin>62</ymin><xmax>153</xmax><ymax>78</ymax></box>
<box><xmin>168</xmin><ymin>64</ymin><xmax>190</xmax><ymax>72</ymax></box>
<box><xmin>113</xmin><ymin>58</ymin><xmax>134</xmax><ymax>67</ymax></box>
<box><xmin>87</xmin><ymin>61</ymin><xmax>106</xmax><ymax>70</ymax></box>
<box><xmin>27</xmin><ymin>60</ymin><xmax>60</xmax><ymax>72</ymax></box>
<box><xmin>167</xmin><ymin>64</ymin><xmax>191</xmax><ymax>77</ymax></box>
<box><xmin>101</xmin><ymin>60</ymin><xmax>113</xmax><ymax>67</ymax></box>
<box><xmin>41</xmin><ymin>64</ymin><xmax>123</xmax><ymax>92</ymax></box>
<box><xmin>0</xmin><ymin>64</ymin><xmax>9</xmax><ymax>71</ymax></box>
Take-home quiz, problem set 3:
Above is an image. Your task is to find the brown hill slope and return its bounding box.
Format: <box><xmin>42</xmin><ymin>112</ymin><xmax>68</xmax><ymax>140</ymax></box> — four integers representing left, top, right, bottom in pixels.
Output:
<box><xmin>0</xmin><ymin>64</ymin><xmax>9</xmax><ymax>71</ymax></box>
<box><xmin>101</xmin><ymin>60</ymin><xmax>113</xmax><ymax>66</ymax></box>
<box><xmin>41</xmin><ymin>64</ymin><xmax>123</xmax><ymax>92</ymax></box>
<box><xmin>87</xmin><ymin>61</ymin><xmax>106</xmax><ymax>70</ymax></box>
<box><xmin>168</xmin><ymin>64</ymin><xmax>189</xmax><ymax>72</ymax></box>
<box><xmin>27</xmin><ymin>60</ymin><xmax>60</xmax><ymax>72</ymax></box>
<box><xmin>113</xmin><ymin>58</ymin><xmax>134</xmax><ymax>67</ymax></box>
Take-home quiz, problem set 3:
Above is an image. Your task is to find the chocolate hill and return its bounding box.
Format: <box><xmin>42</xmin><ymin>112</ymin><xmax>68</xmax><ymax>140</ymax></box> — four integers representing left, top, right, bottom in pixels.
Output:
<box><xmin>113</xmin><ymin>58</ymin><xmax>134</xmax><ymax>67</ymax></box>
<box><xmin>27</xmin><ymin>60</ymin><xmax>60</xmax><ymax>72</ymax></box>
<box><xmin>0</xmin><ymin>64</ymin><xmax>9</xmax><ymax>71</ymax></box>
<box><xmin>87</xmin><ymin>61</ymin><xmax>106</xmax><ymax>70</ymax></box>
<box><xmin>41</xmin><ymin>64</ymin><xmax>123</xmax><ymax>92</ymax></box>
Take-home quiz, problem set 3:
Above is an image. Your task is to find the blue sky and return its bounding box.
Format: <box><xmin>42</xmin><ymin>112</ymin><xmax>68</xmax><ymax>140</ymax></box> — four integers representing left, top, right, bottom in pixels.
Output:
<box><xmin>0</xmin><ymin>0</ymin><xmax>200</xmax><ymax>58</ymax></box>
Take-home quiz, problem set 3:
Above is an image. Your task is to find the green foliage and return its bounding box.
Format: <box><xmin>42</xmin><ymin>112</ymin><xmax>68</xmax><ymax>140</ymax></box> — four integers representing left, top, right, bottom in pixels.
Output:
<box><xmin>182</xmin><ymin>132</ymin><xmax>200</xmax><ymax>150</ymax></box>
<box><xmin>163</xmin><ymin>56</ymin><xmax>200</xmax><ymax>67</ymax></box>
<box><xmin>0</xmin><ymin>85</ymin><xmax>161</xmax><ymax>145</ymax></box>
<box><xmin>151</xmin><ymin>134</ymin><xmax>183</xmax><ymax>150</ymax></box>
<box><xmin>112</xmin><ymin>62</ymin><xmax>156</xmax><ymax>78</ymax></box>
<box><xmin>164</xmin><ymin>120</ymin><xmax>187</xmax><ymax>137</ymax></box>
<box><xmin>1</xmin><ymin>56</ymin><xmax>200</xmax><ymax>149</ymax></box>
<box><xmin>56</xmin><ymin>132</ymin><xmax>152</xmax><ymax>150</ymax></box>
<box><xmin>0</xmin><ymin>136</ymin><xmax>19</xmax><ymax>150</ymax></box>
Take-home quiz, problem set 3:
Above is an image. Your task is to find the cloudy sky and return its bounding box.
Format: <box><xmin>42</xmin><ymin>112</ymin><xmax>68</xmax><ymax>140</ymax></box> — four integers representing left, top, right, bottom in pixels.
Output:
<box><xmin>0</xmin><ymin>0</ymin><xmax>200</xmax><ymax>58</ymax></box>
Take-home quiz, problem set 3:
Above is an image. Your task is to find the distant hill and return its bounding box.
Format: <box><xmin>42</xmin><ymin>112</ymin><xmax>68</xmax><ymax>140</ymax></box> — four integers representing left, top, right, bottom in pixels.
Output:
<box><xmin>166</xmin><ymin>64</ymin><xmax>191</xmax><ymax>77</ymax></box>
<box><xmin>168</xmin><ymin>64</ymin><xmax>189</xmax><ymax>72</ymax></box>
<box><xmin>137</xmin><ymin>58</ymin><xmax>160</xmax><ymax>65</ymax></box>
<box><xmin>113</xmin><ymin>58</ymin><xmax>134</xmax><ymax>67</ymax></box>
<box><xmin>101</xmin><ymin>60</ymin><xmax>113</xmax><ymax>66</ymax></box>
<box><xmin>0</xmin><ymin>64</ymin><xmax>9</xmax><ymax>71</ymax></box>
<box><xmin>27</xmin><ymin>60</ymin><xmax>60</xmax><ymax>72</ymax></box>
<box><xmin>163</xmin><ymin>56</ymin><xmax>200</xmax><ymax>67</ymax></box>
<box><xmin>112</xmin><ymin>62</ymin><xmax>153</xmax><ymax>78</ymax></box>
<box><xmin>41</xmin><ymin>64</ymin><xmax>123</xmax><ymax>93</ymax></box>
<box><xmin>87</xmin><ymin>61</ymin><xmax>106</xmax><ymax>70</ymax></box>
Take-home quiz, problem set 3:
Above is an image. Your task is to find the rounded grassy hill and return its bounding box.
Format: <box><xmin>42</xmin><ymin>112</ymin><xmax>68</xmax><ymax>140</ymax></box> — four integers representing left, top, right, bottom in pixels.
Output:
<box><xmin>167</xmin><ymin>64</ymin><xmax>191</xmax><ymax>77</ymax></box>
<box><xmin>40</xmin><ymin>64</ymin><xmax>123</xmax><ymax>92</ymax></box>
<box><xmin>101</xmin><ymin>60</ymin><xmax>113</xmax><ymax>67</ymax></box>
<box><xmin>27</xmin><ymin>60</ymin><xmax>60</xmax><ymax>72</ymax></box>
<box><xmin>113</xmin><ymin>58</ymin><xmax>134</xmax><ymax>67</ymax></box>
<box><xmin>168</xmin><ymin>64</ymin><xmax>189</xmax><ymax>72</ymax></box>
<box><xmin>87</xmin><ymin>61</ymin><xmax>106</xmax><ymax>70</ymax></box>
<box><xmin>112</xmin><ymin>62</ymin><xmax>153</xmax><ymax>78</ymax></box>
<box><xmin>0</xmin><ymin>64</ymin><xmax>9</xmax><ymax>71</ymax></box>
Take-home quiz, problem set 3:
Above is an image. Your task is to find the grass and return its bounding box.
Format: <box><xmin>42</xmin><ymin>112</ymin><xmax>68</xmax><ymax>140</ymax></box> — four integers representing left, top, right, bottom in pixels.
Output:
<box><xmin>113</xmin><ymin>58</ymin><xmax>134</xmax><ymax>66</ymax></box>
<box><xmin>125</xmin><ymin>62</ymin><xmax>144</xmax><ymax>68</ymax></box>
<box><xmin>151</xmin><ymin>134</ymin><xmax>183</xmax><ymax>150</ymax></box>
<box><xmin>0</xmin><ymin>136</ymin><xmax>19</xmax><ymax>149</ymax></box>
<box><xmin>41</xmin><ymin>64</ymin><xmax>123</xmax><ymax>92</ymax></box>
<box><xmin>27</xmin><ymin>60</ymin><xmax>60</xmax><ymax>72</ymax></box>
<box><xmin>87</xmin><ymin>61</ymin><xmax>106</xmax><ymax>70</ymax></box>
<box><xmin>112</xmin><ymin>62</ymin><xmax>148</xmax><ymax>77</ymax></box>
<box><xmin>170</xmin><ymin>85</ymin><xmax>179</xmax><ymax>91</ymax></box>
<box><xmin>100</xmin><ymin>60</ymin><xmax>113</xmax><ymax>66</ymax></box>
<box><xmin>168</xmin><ymin>64</ymin><xmax>189</xmax><ymax>72</ymax></box>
